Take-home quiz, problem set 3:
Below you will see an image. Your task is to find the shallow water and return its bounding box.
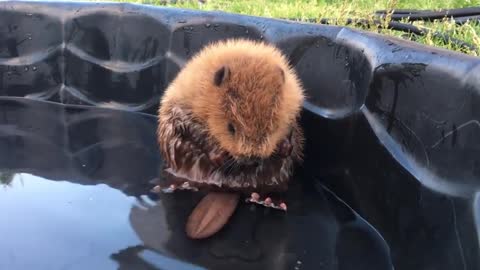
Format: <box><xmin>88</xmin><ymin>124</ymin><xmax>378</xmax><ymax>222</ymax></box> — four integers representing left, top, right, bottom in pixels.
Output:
<box><xmin>0</xmin><ymin>97</ymin><xmax>393</xmax><ymax>270</ymax></box>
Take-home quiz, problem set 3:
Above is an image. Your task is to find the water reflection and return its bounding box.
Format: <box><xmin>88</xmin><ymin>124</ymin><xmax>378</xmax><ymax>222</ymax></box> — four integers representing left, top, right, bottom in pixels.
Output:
<box><xmin>0</xmin><ymin>98</ymin><xmax>392</xmax><ymax>270</ymax></box>
<box><xmin>0</xmin><ymin>174</ymin><xmax>141</xmax><ymax>270</ymax></box>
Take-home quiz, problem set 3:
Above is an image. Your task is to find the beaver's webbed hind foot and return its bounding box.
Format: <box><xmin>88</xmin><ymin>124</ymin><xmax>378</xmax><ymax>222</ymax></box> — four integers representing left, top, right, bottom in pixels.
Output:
<box><xmin>150</xmin><ymin>176</ymin><xmax>200</xmax><ymax>193</ymax></box>
<box><xmin>245</xmin><ymin>192</ymin><xmax>287</xmax><ymax>211</ymax></box>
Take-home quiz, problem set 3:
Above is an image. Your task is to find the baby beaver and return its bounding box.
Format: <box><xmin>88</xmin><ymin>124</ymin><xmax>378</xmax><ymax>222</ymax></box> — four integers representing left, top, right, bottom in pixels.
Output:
<box><xmin>154</xmin><ymin>38</ymin><xmax>305</xmax><ymax>211</ymax></box>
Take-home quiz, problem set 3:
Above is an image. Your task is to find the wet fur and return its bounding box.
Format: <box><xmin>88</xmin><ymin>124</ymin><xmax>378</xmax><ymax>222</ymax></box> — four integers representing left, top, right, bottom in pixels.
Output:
<box><xmin>157</xmin><ymin>39</ymin><xmax>305</xmax><ymax>194</ymax></box>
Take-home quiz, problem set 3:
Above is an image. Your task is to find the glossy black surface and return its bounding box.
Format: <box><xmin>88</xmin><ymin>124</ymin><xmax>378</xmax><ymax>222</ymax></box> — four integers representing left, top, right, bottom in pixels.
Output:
<box><xmin>1</xmin><ymin>1</ymin><xmax>480</xmax><ymax>270</ymax></box>
<box><xmin>0</xmin><ymin>98</ymin><xmax>392</xmax><ymax>270</ymax></box>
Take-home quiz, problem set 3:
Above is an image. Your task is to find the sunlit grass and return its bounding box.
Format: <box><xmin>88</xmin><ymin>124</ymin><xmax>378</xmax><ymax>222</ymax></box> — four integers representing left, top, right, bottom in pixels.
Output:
<box><xmin>109</xmin><ymin>0</ymin><xmax>480</xmax><ymax>56</ymax></box>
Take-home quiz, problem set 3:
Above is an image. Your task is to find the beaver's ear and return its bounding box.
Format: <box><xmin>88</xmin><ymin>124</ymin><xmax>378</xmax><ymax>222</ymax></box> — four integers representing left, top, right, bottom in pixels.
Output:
<box><xmin>214</xmin><ymin>66</ymin><xmax>230</xmax><ymax>86</ymax></box>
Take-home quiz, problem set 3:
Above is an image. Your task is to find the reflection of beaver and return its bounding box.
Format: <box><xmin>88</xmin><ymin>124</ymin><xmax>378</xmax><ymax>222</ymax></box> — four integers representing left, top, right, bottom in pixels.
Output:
<box><xmin>155</xmin><ymin>39</ymin><xmax>305</xmax><ymax>210</ymax></box>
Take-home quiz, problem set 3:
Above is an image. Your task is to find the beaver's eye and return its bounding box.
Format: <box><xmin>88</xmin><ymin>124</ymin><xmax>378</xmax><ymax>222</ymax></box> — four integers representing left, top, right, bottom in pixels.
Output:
<box><xmin>228</xmin><ymin>123</ymin><xmax>236</xmax><ymax>135</ymax></box>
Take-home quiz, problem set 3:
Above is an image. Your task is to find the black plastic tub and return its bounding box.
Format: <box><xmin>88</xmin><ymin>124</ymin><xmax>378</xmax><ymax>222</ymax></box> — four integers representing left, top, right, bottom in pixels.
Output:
<box><xmin>0</xmin><ymin>1</ymin><xmax>479</xmax><ymax>270</ymax></box>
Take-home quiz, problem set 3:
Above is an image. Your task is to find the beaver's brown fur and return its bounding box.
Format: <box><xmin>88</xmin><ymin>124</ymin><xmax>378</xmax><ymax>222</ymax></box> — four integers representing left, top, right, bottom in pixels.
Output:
<box><xmin>157</xmin><ymin>38</ymin><xmax>305</xmax><ymax>196</ymax></box>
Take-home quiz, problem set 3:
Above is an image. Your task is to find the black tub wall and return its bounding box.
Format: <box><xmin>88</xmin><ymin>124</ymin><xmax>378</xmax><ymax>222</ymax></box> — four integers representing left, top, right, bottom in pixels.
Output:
<box><xmin>1</xmin><ymin>1</ymin><xmax>480</xmax><ymax>269</ymax></box>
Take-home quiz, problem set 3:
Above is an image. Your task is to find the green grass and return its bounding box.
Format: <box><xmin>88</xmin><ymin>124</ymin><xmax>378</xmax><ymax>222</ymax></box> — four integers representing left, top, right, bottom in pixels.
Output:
<box><xmin>112</xmin><ymin>0</ymin><xmax>480</xmax><ymax>56</ymax></box>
